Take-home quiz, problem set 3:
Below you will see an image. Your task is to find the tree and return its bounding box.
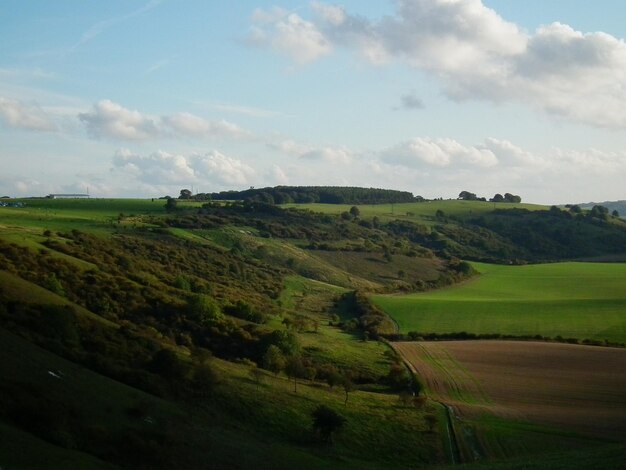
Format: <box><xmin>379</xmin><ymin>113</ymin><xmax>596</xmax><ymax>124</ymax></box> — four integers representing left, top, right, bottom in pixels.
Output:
<box><xmin>425</xmin><ymin>413</ymin><xmax>438</xmax><ymax>433</ymax></box>
<box><xmin>165</xmin><ymin>197</ymin><xmax>178</xmax><ymax>211</ymax></box>
<box><xmin>188</xmin><ymin>294</ymin><xmax>223</xmax><ymax>326</ymax></box>
<box><xmin>490</xmin><ymin>193</ymin><xmax>504</xmax><ymax>203</ymax></box>
<box><xmin>349</xmin><ymin>206</ymin><xmax>360</xmax><ymax>218</ymax></box>
<box><xmin>179</xmin><ymin>189</ymin><xmax>192</xmax><ymax>199</ymax></box>
<box><xmin>285</xmin><ymin>356</ymin><xmax>305</xmax><ymax>392</ymax></box>
<box><xmin>342</xmin><ymin>376</ymin><xmax>356</xmax><ymax>406</ymax></box>
<box><xmin>324</xmin><ymin>366</ymin><xmax>342</xmax><ymax>389</ymax></box>
<box><xmin>589</xmin><ymin>205</ymin><xmax>609</xmax><ymax>220</ymax></box>
<box><xmin>266</xmin><ymin>330</ymin><xmax>301</xmax><ymax>357</ymax></box>
<box><xmin>263</xmin><ymin>345</ymin><xmax>285</xmax><ymax>375</ymax></box>
<box><xmin>458</xmin><ymin>191</ymin><xmax>477</xmax><ymax>201</ymax></box>
<box><xmin>612</xmin><ymin>209</ymin><xmax>620</xmax><ymax>218</ymax></box>
<box><xmin>504</xmin><ymin>193</ymin><xmax>522</xmax><ymax>203</ymax></box>
<box><xmin>311</xmin><ymin>405</ymin><xmax>346</xmax><ymax>443</ymax></box>
<box><xmin>386</xmin><ymin>362</ymin><xmax>409</xmax><ymax>390</ymax></box>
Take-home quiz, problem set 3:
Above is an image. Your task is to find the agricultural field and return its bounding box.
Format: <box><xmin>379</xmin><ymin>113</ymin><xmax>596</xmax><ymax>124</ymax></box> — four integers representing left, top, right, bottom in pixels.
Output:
<box><xmin>374</xmin><ymin>262</ymin><xmax>626</xmax><ymax>343</ymax></box>
<box><xmin>395</xmin><ymin>340</ymin><xmax>626</xmax><ymax>462</ymax></box>
<box><xmin>284</xmin><ymin>200</ymin><xmax>545</xmax><ymax>224</ymax></box>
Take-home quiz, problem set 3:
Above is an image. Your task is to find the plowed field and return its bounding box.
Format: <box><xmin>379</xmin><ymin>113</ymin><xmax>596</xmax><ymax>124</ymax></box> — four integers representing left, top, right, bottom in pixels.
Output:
<box><xmin>395</xmin><ymin>341</ymin><xmax>626</xmax><ymax>441</ymax></box>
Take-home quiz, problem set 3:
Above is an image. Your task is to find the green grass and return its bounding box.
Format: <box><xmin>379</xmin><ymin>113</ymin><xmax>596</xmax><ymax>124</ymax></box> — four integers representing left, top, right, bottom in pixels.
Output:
<box><xmin>0</xmin><ymin>198</ymin><xmax>202</xmax><ymax>234</ymax></box>
<box><xmin>284</xmin><ymin>200</ymin><xmax>545</xmax><ymax>224</ymax></box>
<box><xmin>373</xmin><ymin>262</ymin><xmax>626</xmax><ymax>343</ymax></box>
<box><xmin>0</xmin><ymin>322</ymin><xmax>440</xmax><ymax>469</ymax></box>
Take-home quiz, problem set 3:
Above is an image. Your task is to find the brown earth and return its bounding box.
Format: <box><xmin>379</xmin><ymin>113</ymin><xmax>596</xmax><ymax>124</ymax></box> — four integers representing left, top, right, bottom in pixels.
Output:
<box><xmin>395</xmin><ymin>340</ymin><xmax>626</xmax><ymax>441</ymax></box>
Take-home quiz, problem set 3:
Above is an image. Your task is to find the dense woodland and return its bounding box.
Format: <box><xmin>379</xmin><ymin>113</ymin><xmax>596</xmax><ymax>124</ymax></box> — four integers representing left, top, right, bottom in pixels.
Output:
<box><xmin>206</xmin><ymin>186</ymin><xmax>419</xmax><ymax>204</ymax></box>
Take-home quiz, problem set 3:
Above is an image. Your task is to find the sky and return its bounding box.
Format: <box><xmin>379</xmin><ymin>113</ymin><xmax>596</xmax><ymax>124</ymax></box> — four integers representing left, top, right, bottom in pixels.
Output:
<box><xmin>1</xmin><ymin>0</ymin><xmax>626</xmax><ymax>204</ymax></box>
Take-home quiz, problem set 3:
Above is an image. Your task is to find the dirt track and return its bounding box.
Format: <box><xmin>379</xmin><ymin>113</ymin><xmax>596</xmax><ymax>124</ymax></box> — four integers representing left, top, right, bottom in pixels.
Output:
<box><xmin>395</xmin><ymin>341</ymin><xmax>626</xmax><ymax>441</ymax></box>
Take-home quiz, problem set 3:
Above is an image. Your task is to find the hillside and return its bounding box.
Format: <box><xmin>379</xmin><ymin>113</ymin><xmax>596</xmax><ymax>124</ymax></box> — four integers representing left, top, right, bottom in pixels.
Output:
<box><xmin>0</xmin><ymin>197</ymin><xmax>459</xmax><ymax>468</ymax></box>
<box><xmin>1</xmin><ymin>195</ymin><xmax>625</xmax><ymax>468</ymax></box>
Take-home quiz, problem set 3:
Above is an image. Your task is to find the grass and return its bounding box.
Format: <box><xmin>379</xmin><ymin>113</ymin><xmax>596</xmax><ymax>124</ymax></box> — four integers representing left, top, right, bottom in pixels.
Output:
<box><xmin>283</xmin><ymin>200</ymin><xmax>545</xmax><ymax>224</ymax></box>
<box><xmin>373</xmin><ymin>262</ymin><xmax>626</xmax><ymax>343</ymax></box>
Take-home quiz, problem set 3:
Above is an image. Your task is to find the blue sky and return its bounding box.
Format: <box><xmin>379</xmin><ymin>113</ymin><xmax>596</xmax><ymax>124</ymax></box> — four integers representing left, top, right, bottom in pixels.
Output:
<box><xmin>1</xmin><ymin>0</ymin><xmax>626</xmax><ymax>203</ymax></box>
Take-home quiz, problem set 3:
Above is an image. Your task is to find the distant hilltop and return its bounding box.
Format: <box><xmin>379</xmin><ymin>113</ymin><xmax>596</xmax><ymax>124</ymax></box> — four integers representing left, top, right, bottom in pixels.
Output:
<box><xmin>577</xmin><ymin>200</ymin><xmax>625</xmax><ymax>217</ymax></box>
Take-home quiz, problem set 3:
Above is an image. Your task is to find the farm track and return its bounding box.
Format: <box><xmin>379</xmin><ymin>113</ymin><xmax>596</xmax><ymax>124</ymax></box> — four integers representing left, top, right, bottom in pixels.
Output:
<box><xmin>393</xmin><ymin>342</ymin><xmax>496</xmax><ymax>463</ymax></box>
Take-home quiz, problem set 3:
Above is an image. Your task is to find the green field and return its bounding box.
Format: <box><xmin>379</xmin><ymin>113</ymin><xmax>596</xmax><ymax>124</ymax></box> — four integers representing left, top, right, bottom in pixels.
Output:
<box><xmin>283</xmin><ymin>200</ymin><xmax>545</xmax><ymax>223</ymax></box>
<box><xmin>373</xmin><ymin>262</ymin><xmax>626</xmax><ymax>343</ymax></box>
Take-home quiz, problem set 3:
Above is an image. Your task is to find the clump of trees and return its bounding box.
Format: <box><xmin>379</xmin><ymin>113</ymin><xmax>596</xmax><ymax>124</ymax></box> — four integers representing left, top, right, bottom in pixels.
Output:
<box><xmin>458</xmin><ymin>191</ymin><xmax>522</xmax><ymax>203</ymax></box>
<box><xmin>336</xmin><ymin>291</ymin><xmax>396</xmax><ymax>340</ymax></box>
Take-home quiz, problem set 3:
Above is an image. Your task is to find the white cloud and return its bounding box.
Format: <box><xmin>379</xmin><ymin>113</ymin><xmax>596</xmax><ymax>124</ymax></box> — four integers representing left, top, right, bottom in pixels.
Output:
<box><xmin>311</xmin><ymin>2</ymin><xmax>346</xmax><ymax>26</ymax></box>
<box><xmin>0</xmin><ymin>96</ymin><xmax>56</xmax><ymax>131</ymax></box>
<box><xmin>300</xmin><ymin>146</ymin><xmax>354</xmax><ymax>163</ymax></box>
<box><xmin>112</xmin><ymin>148</ymin><xmax>255</xmax><ymax>187</ymax></box>
<box><xmin>257</xmin><ymin>0</ymin><xmax>626</xmax><ymax>128</ymax></box>
<box><xmin>481</xmin><ymin>138</ymin><xmax>544</xmax><ymax>166</ymax></box>
<box><xmin>193</xmin><ymin>151</ymin><xmax>255</xmax><ymax>186</ymax></box>
<box><xmin>269</xmin><ymin>164</ymin><xmax>289</xmax><ymax>184</ymax></box>
<box><xmin>381</xmin><ymin>137</ymin><xmax>498</xmax><ymax>168</ymax></box>
<box><xmin>162</xmin><ymin>112</ymin><xmax>251</xmax><ymax>140</ymax></box>
<box><xmin>79</xmin><ymin>100</ymin><xmax>252</xmax><ymax>141</ymax></box>
<box><xmin>248</xmin><ymin>8</ymin><xmax>332</xmax><ymax>64</ymax></box>
<box><xmin>113</xmin><ymin>148</ymin><xmax>195</xmax><ymax>183</ymax></box>
<box><xmin>79</xmin><ymin>100</ymin><xmax>160</xmax><ymax>140</ymax></box>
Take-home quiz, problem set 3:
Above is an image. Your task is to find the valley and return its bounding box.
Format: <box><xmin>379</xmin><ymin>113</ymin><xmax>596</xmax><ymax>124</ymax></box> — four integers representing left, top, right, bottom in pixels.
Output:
<box><xmin>0</xmin><ymin>193</ymin><xmax>625</xmax><ymax>468</ymax></box>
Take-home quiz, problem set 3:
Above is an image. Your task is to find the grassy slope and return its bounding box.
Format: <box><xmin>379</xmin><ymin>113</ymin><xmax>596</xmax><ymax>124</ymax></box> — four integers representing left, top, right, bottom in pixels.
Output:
<box><xmin>0</xmin><ymin>287</ymin><xmax>441</xmax><ymax>469</ymax></box>
<box><xmin>0</xmin><ymin>198</ymin><xmax>445</xmax><ymax>468</ymax></box>
<box><xmin>283</xmin><ymin>200</ymin><xmax>545</xmax><ymax>224</ymax></box>
<box><xmin>373</xmin><ymin>262</ymin><xmax>626</xmax><ymax>342</ymax></box>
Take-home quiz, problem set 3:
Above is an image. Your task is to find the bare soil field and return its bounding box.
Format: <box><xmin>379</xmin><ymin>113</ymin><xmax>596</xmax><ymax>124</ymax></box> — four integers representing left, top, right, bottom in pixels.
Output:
<box><xmin>395</xmin><ymin>341</ymin><xmax>626</xmax><ymax>441</ymax></box>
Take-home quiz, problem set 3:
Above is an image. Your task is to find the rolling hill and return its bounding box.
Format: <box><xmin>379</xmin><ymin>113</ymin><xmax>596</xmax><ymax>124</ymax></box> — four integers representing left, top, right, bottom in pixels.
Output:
<box><xmin>1</xmin><ymin>189</ymin><xmax>625</xmax><ymax>468</ymax></box>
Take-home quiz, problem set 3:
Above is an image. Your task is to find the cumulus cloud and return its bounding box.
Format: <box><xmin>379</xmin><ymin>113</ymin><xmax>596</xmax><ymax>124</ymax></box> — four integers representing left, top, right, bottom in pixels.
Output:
<box><xmin>79</xmin><ymin>100</ymin><xmax>251</xmax><ymax>141</ymax></box>
<box><xmin>372</xmin><ymin>135</ymin><xmax>626</xmax><ymax>202</ymax></box>
<box><xmin>248</xmin><ymin>7</ymin><xmax>332</xmax><ymax>63</ymax></box>
<box><xmin>162</xmin><ymin>112</ymin><xmax>250</xmax><ymax>140</ymax></box>
<box><xmin>79</xmin><ymin>100</ymin><xmax>159</xmax><ymax>140</ymax></box>
<box><xmin>381</xmin><ymin>137</ymin><xmax>498</xmax><ymax>168</ymax></box>
<box><xmin>0</xmin><ymin>96</ymin><xmax>56</xmax><ymax>131</ymax></box>
<box><xmin>254</xmin><ymin>0</ymin><xmax>626</xmax><ymax>128</ymax></box>
<box><xmin>112</xmin><ymin>148</ymin><xmax>255</xmax><ymax>187</ymax></box>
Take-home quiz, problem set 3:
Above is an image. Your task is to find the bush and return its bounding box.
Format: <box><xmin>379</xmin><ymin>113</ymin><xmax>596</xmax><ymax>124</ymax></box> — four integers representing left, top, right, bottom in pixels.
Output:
<box><xmin>311</xmin><ymin>405</ymin><xmax>346</xmax><ymax>443</ymax></box>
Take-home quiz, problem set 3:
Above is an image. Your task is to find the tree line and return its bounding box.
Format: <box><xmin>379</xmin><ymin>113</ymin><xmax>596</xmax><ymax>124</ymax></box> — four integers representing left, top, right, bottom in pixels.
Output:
<box><xmin>189</xmin><ymin>186</ymin><xmax>420</xmax><ymax>205</ymax></box>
